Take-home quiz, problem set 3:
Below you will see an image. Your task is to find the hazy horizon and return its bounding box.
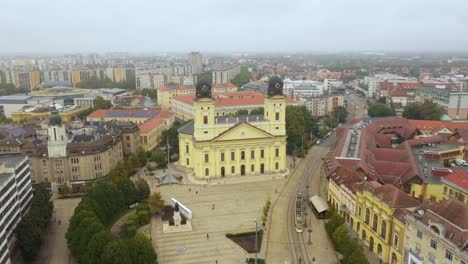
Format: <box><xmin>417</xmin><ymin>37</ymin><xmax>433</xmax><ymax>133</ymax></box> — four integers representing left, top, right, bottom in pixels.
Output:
<box><xmin>2</xmin><ymin>0</ymin><xmax>468</xmax><ymax>54</ymax></box>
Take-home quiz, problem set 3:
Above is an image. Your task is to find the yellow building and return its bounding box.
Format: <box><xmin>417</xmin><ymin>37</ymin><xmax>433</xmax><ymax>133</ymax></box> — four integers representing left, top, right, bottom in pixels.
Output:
<box><xmin>158</xmin><ymin>83</ymin><xmax>237</xmax><ymax>109</ymax></box>
<box><xmin>138</xmin><ymin>118</ymin><xmax>167</xmax><ymax>151</ymax></box>
<box><xmin>178</xmin><ymin>78</ymin><xmax>287</xmax><ymax>179</ymax></box>
<box><xmin>441</xmin><ymin>169</ymin><xmax>467</xmax><ymax>204</ymax></box>
<box><xmin>11</xmin><ymin>106</ymin><xmax>90</xmax><ymax>123</ymax></box>
<box><xmin>353</xmin><ymin>185</ymin><xmax>420</xmax><ymax>264</ymax></box>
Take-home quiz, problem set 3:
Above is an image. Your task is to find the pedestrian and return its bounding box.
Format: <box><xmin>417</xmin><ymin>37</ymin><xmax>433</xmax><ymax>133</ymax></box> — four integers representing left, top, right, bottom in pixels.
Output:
<box><xmin>207</xmin><ymin>233</ymin><xmax>209</xmax><ymax>239</ymax></box>
<box><xmin>215</xmin><ymin>260</ymin><xmax>218</xmax><ymax>264</ymax></box>
<box><xmin>189</xmin><ymin>187</ymin><xmax>191</xmax><ymax>192</ymax></box>
<box><xmin>58</xmin><ymin>220</ymin><xmax>61</xmax><ymax>225</ymax></box>
<box><xmin>275</xmin><ymin>188</ymin><xmax>277</xmax><ymax>193</ymax></box>
<box><xmin>212</xmin><ymin>204</ymin><xmax>215</xmax><ymax>210</ymax></box>
<box><xmin>196</xmin><ymin>191</ymin><xmax>198</xmax><ymax>194</ymax></box>
<box><xmin>299</xmin><ymin>257</ymin><xmax>302</xmax><ymax>263</ymax></box>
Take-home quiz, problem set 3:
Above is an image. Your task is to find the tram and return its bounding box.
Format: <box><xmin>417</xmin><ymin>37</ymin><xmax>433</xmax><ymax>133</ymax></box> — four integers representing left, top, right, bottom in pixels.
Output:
<box><xmin>295</xmin><ymin>192</ymin><xmax>303</xmax><ymax>232</ymax></box>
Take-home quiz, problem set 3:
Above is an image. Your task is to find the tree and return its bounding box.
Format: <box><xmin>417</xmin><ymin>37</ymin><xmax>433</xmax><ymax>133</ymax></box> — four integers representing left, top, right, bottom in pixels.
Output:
<box><xmin>332</xmin><ymin>106</ymin><xmax>347</xmax><ymax>123</ymax></box>
<box><xmin>135</xmin><ymin>179</ymin><xmax>151</xmax><ymax>201</ymax></box>
<box><xmin>61</xmin><ymin>183</ymin><xmax>71</xmax><ymax>195</ymax></box>
<box><xmin>148</xmin><ymin>192</ymin><xmax>165</xmax><ymax>215</ymax></box>
<box><xmin>134</xmin><ymin>88</ymin><xmax>157</xmax><ymax>100</ymax></box>
<box><xmin>230</xmin><ymin>66</ymin><xmax>251</xmax><ymax>87</ymax></box>
<box><xmin>100</xmin><ymin>240</ymin><xmax>131</xmax><ymax>264</ymax></box>
<box><xmin>161</xmin><ymin>121</ymin><xmax>187</xmax><ymax>155</ymax></box>
<box><xmin>377</xmin><ymin>96</ymin><xmax>387</xmax><ymax>104</ymax></box>
<box><xmin>93</xmin><ymin>96</ymin><xmax>112</xmax><ymax>110</ymax></box>
<box><xmin>84</xmin><ymin>230</ymin><xmax>116</xmax><ymax>264</ymax></box>
<box><xmin>250</xmin><ymin>107</ymin><xmax>264</xmax><ymax>115</ymax></box>
<box><xmin>109</xmin><ymin>161</ymin><xmax>128</xmax><ymax>182</ymax></box>
<box><xmin>368</xmin><ymin>103</ymin><xmax>394</xmax><ymax>117</ymax></box>
<box><xmin>285</xmin><ymin>105</ymin><xmax>313</xmax><ymax>154</ymax></box>
<box><xmin>402</xmin><ymin>103</ymin><xmax>422</xmax><ymax>119</ymax></box>
<box><xmin>150</xmin><ymin>149</ymin><xmax>167</xmax><ymax>166</ymax></box>
<box><xmin>126</xmin><ymin>233</ymin><xmax>157</xmax><ymax>264</ymax></box>
<box><xmin>420</xmin><ymin>100</ymin><xmax>445</xmax><ymax>120</ymax></box>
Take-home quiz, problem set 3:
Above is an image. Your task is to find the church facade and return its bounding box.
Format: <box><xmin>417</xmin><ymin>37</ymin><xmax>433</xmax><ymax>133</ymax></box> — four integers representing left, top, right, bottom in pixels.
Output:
<box><xmin>178</xmin><ymin>77</ymin><xmax>287</xmax><ymax>179</ymax></box>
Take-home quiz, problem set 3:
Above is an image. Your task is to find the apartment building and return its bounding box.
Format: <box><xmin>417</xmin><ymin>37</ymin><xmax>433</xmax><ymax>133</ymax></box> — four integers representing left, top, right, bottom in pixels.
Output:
<box><xmin>211</xmin><ymin>64</ymin><xmax>241</xmax><ymax>84</ymax></box>
<box><xmin>135</xmin><ymin>64</ymin><xmax>195</xmax><ymax>89</ymax></box>
<box><xmin>283</xmin><ymin>79</ymin><xmax>324</xmax><ymax>99</ymax></box>
<box><xmin>3</xmin><ymin>70</ymin><xmax>41</xmax><ymax>90</ymax></box>
<box><xmin>188</xmin><ymin>52</ymin><xmax>203</xmax><ymax>74</ymax></box>
<box><xmin>41</xmin><ymin>69</ymin><xmax>72</xmax><ymax>87</ymax></box>
<box><xmin>416</xmin><ymin>86</ymin><xmax>468</xmax><ymax>120</ymax></box>
<box><xmin>404</xmin><ymin>199</ymin><xmax>467</xmax><ymax>264</ymax></box>
<box><xmin>0</xmin><ymin>155</ymin><xmax>33</xmax><ymax>264</ymax></box>
<box><xmin>303</xmin><ymin>95</ymin><xmax>344</xmax><ymax>116</ymax></box>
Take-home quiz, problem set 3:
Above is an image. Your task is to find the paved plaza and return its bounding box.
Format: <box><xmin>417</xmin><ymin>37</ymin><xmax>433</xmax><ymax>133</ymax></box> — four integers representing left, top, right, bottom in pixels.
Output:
<box><xmin>35</xmin><ymin>198</ymin><xmax>80</xmax><ymax>264</ymax></box>
<box><xmin>151</xmin><ymin>180</ymin><xmax>285</xmax><ymax>264</ymax></box>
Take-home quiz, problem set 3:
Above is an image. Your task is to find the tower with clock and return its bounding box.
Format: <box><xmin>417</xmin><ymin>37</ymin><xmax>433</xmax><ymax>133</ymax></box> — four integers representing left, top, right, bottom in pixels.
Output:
<box><xmin>193</xmin><ymin>79</ymin><xmax>215</xmax><ymax>139</ymax></box>
<box><xmin>264</xmin><ymin>76</ymin><xmax>286</xmax><ymax>132</ymax></box>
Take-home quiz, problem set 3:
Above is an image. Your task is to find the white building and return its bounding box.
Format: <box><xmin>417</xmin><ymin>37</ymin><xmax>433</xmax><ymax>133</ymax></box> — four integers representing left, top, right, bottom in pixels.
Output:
<box><xmin>283</xmin><ymin>78</ymin><xmax>324</xmax><ymax>99</ymax></box>
<box><xmin>212</xmin><ymin>64</ymin><xmax>241</xmax><ymax>84</ymax></box>
<box><xmin>323</xmin><ymin>79</ymin><xmax>343</xmax><ymax>94</ymax></box>
<box><xmin>366</xmin><ymin>74</ymin><xmax>417</xmax><ymax>98</ymax></box>
<box><xmin>0</xmin><ymin>95</ymin><xmax>32</xmax><ymax>118</ymax></box>
<box><xmin>188</xmin><ymin>52</ymin><xmax>203</xmax><ymax>74</ymax></box>
<box><xmin>0</xmin><ymin>155</ymin><xmax>33</xmax><ymax>264</ymax></box>
<box><xmin>41</xmin><ymin>70</ymin><xmax>72</xmax><ymax>87</ymax></box>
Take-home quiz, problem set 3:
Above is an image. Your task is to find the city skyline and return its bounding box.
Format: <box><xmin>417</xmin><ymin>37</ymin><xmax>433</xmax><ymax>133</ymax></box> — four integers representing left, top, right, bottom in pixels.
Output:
<box><xmin>2</xmin><ymin>0</ymin><xmax>468</xmax><ymax>54</ymax></box>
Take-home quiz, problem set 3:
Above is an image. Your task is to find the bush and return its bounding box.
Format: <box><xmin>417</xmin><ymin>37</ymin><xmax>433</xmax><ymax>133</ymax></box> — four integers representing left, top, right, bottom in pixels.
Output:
<box><xmin>128</xmin><ymin>214</ymin><xmax>139</xmax><ymax>224</ymax></box>
<box><xmin>137</xmin><ymin>210</ymin><xmax>150</xmax><ymax>225</ymax></box>
<box><xmin>124</xmin><ymin>219</ymin><xmax>136</xmax><ymax>228</ymax></box>
<box><xmin>124</xmin><ymin>225</ymin><xmax>137</xmax><ymax>238</ymax></box>
<box><xmin>136</xmin><ymin>202</ymin><xmax>149</xmax><ymax>213</ymax></box>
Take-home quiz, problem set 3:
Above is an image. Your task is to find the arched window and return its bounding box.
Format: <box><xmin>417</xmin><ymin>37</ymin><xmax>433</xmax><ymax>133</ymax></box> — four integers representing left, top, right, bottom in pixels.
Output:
<box><xmin>365</xmin><ymin>208</ymin><xmax>370</xmax><ymax>224</ymax></box>
<box><xmin>377</xmin><ymin>244</ymin><xmax>382</xmax><ymax>257</ymax></box>
<box><xmin>362</xmin><ymin>230</ymin><xmax>367</xmax><ymax>241</ymax></box>
<box><xmin>391</xmin><ymin>253</ymin><xmax>397</xmax><ymax>264</ymax></box>
<box><xmin>357</xmin><ymin>222</ymin><xmax>361</xmax><ymax>232</ymax></box>
<box><xmin>381</xmin><ymin>220</ymin><xmax>387</xmax><ymax>239</ymax></box>
<box><xmin>373</xmin><ymin>214</ymin><xmax>378</xmax><ymax>231</ymax></box>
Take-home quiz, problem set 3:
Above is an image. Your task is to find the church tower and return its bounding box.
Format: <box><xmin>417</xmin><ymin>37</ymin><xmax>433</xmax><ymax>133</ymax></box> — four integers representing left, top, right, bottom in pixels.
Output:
<box><xmin>264</xmin><ymin>76</ymin><xmax>286</xmax><ymax>135</ymax></box>
<box><xmin>193</xmin><ymin>79</ymin><xmax>215</xmax><ymax>140</ymax></box>
<box><xmin>47</xmin><ymin>111</ymin><xmax>67</xmax><ymax>158</ymax></box>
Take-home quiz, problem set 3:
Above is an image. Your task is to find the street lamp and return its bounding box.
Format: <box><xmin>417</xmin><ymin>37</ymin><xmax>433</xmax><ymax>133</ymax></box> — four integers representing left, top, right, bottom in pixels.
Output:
<box><xmin>308</xmin><ymin>211</ymin><xmax>312</xmax><ymax>245</ymax></box>
<box><xmin>304</xmin><ymin>212</ymin><xmax>308</xmax><ymax>228</ymax></box>
<box><xmin>254</xmin><ymin>219</ymin><xmax>258</xmax><ymax>264</ymax></box>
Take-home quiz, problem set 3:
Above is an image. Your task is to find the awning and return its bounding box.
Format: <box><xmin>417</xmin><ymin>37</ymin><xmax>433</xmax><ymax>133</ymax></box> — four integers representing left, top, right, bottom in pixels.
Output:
<box><xmin>310</xmin><ymin>195</ymin><xmax>329</xmax><ymax>214</ymax></box>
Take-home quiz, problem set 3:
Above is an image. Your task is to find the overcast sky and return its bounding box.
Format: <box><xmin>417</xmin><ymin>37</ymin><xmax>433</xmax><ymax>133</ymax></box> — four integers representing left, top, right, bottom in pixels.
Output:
<box><xmin>1</xmin><ymin>0</ymin><xmax>468</xmax><ymax>54</ymax></box>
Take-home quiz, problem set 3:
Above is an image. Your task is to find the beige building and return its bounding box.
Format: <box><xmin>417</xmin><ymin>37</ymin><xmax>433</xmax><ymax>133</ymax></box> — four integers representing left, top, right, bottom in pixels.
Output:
<box><xmin>171</xmin><ymin>91</ymin><xmax>300</xmax><ymax>120</ymax></box>
<box><xmin>212</xmin><ymin>64</ymin><xmax>241</xmax><ymax>85</ymax></box>
<box><xmin>404</xmin><ymin>199</ymin><xmax>467</xmax><ymax>264</ymax></box>
<box><xmin>21</xmin><ymin>115</ymin><xmax>139</xmax><ymax>193</ymax></box>
<box><xmin>4</xmin><ymin>70</ymin><xmax>41</xmax><ymax>90</ymax></box>
<box><xmin>303</xmin><ymin>95</ymin><xmax>344</xmax><ymax>116</ymax></box>
<box><xmin>157</xmin><ymin>83</ymin><xmax>237</xmax><ymax>109</ymax></box>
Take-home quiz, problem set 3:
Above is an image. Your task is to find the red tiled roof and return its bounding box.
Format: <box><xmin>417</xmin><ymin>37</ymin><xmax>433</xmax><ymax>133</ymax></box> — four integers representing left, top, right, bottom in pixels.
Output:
<box><xmin>443</xmin><ymin>169</ymin><xmax>468</xmax><ymax>190</ymax></box>
<box><xmin>406</xmin><ymin>135</ymin><xmax>444</xmax><ymax>147</ymax></box>
<box><xmin>138</xmin><ymin>117</ymin><xmax>165</xmax><ymax>132</ymax></box>
<box><xmin>172</xmin><ymin>91</ymin><xmax>297</xmax><ymax>107</ymax></box>
<box><xmin>371</xmin><ymin>185</ymin><xmax>421</xmax><ymax>208</ymax></box>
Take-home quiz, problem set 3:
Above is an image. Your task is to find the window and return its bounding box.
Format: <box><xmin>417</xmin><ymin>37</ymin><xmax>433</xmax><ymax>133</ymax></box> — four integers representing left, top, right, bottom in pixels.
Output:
<box><xmin>391</xmin><ymin>253</ymin><xmax>397</xmax><ymax>264</ymax></box>
<box><xmin>241</xmin><ymin>151</ymin><xmax>245</xmax><ymax>160</ymax></box>
<box><xmin>186</xmin><ymin>158</ymin><xmax>189</xmax><ymax>165</ymax></box>
<box><xmin>205</xmin><ymin>154</ymin><xmax>209</xmax><ymax>163</ymax></box>
<box><xmin>443</xmin><ymin>186</ymin><xmax>447</xmax><ymax>195</ymax></box>
<box><xmin>358</xmin><ymin>206</ymin><xmax>362</xmax><ymax>217</ymax></box>
<box><xmin>429</xmin><ymin>255</ymin><xmax>435</xmax><ymax>264</ymax></box>
<box><xmin>275</xmin><ymin>162</ymin><xmax>279</xmax><ymax>170</ymax></box>
<box><xmin>430</xmin><ymin>240</ymin><xmax>437</xmax><ymax>249</ymax></box>
<box><xmin>445</xmin><ymin>250</ymin><xmax>453</xmax><ymax>261</ymax></box>
<box><xmin>231</xmin><ymin>152</ymin><xmax>235</xmax><ymax>161</ymax></box>
<box><xmin>275</xmin><ymin>112</ymin><xmax>279</xmax><ymax>120</ymax></box>
<box><xmin>393</xmin><ymin>234</ymin><xmax>399</xmax><ymax>247</ymax></box>
<box><xmin>365</xmin><ymin>208</ymin><xmax>370</xmax><ymax>224</ymax></box>
<box><xmin>275</xmin><ymin>148</ymin><xmax>279</xmax><ymax>157</ymax></box>
<box><xmin>203</xmin><ymin>116</ymin><xmax>208</xmax><ymax>124</ymax></box>
<box><xmin>380</xmin><ymin>220</ymin><xmax>387</xmax><ymax>239</ymax></box>
<box><xmin>373</xmin><ymin>214</ymin><xmax>378</xmax><ymax>231</ymax></box>
<box><xmin>260</xmin><ymin>149</ymin><xmax>264</xmax><ymax>158</ymax></box>
<box><xmin>251</xmin><ymin>164</ymin><xmax>254</xmax><ymax>172</ymax></box>
<box><xmin>417</xmin><ymin>230</ymin><xmax>423</xmax><ymax>239</ymax></box>
<box><xmin>186</xmin><ymin>145</ymin><xmax>189</xmax><ymax>153</ymax></box>
<box><xmin>221</xmin><ymin>152</ymin><xmax>225</xmax><ymax>162</ymax></box>
<box><xmin>251</xmin><ymin>150</ymin><xmax>255</xmax><ymax>159</ymax></box>
<box><xmin>205</xmin><ymin>168</ymin><xmax>209</xmax><ymax>176</ymax></box>
<box><xmin>231</xmin><ymin>166</ymin><xmax>235</xmax><ymax>174</ymax></box>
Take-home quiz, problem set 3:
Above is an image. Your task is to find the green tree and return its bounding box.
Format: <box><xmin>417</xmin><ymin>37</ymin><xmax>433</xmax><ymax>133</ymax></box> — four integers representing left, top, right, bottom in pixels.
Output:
<box><xmin>236</xmin><ymin>109</ymin><xmax>249</xmax><ymax>115</ymax></box>
<box><xmin>402</xmin><ymin>103</ymin><xmax>422</xmax><ymax>119</ymax></box>
<box><xmin>135</xmin><ymin>179</ymin><xmax>151</xmax><ymax>201</ymax></box>
<box><xmin>250</xmin><ymin>107</ymin><xmax>264</xmax><ymax>115</ymax></box>
<box><xmin>134</xmin><ymin>88</ymin><xmax>157</xmax><ymax>100</ymax></box>
<box><xmin>332</xmin><ymin>106</ymin><xmax>347</xmax><ymax>123</ymax></box>
<box><xmin>84</xmin><ymin>230</ymin><xmax>116</xmax><ymax>264</ymax></box>
<box><xmin>93</xmin><ymin>96</ymin><xmax>112</xmax><ymax>110</ymax></box>
<box><xmin>100</xmin><ymin>240</ymin><xmax>131</xmax><ymax>264</ymax></box>
<box><xmin>161</xmin><ymin>120</ymin><xmax>187</xmax><ymax>155</ymax></box>
<box><xmin>230</xmin><ymin>66</ymin><xmax>251</xmax><ymax>87</ymax></box>
<box><xmin>368</xmin><ymin>103</ymin><xmax>394</xmax><ymax>117</ymax></box>
<box><xmin>285</xmin><ymin>105</ymin><xmax>313</xmax><ymax>154</ymax></box>
<box><xmin>126</xmin><ymin>233</ymin><xmax>157</xmax><ymax>264</ymax></box>
<box><xmin>148</xmin><ymin>192</ymin><xmax>165</xmax><ymax>215</ymax></box>
<box><xmin>377</xmin><ymin>96</ymin><xmax>387</xmax><ymax>104</ymax></box>
<box><xmin>344</xmin><ymin>242</ymin><xmax>369</xmax><ymax>264</ymax></box>
<box><xmin>61</xmin><ymin>183</ymin><xmax>71</xmax><ymax>195</ymax></box>
<box><xmin>109</xmin><ymin>161</ymin><xmax>128</xmax><ymax>182</ymax></box>
<box><xmin>150</xmin><ymin>149</ymin><xmax>167</xmax><ymax>166</ymax></box>
<box><xmin>420</xmin><ymin>100</ymin><xmax>445</xmax><ymax>120</ymax></box>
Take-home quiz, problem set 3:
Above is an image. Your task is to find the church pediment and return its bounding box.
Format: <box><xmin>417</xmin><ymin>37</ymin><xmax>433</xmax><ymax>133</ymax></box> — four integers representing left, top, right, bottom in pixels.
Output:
<box><xmin>211</xmin><ymin>123</ymin><xmax>273</xmax><ymax>142</ymax></box>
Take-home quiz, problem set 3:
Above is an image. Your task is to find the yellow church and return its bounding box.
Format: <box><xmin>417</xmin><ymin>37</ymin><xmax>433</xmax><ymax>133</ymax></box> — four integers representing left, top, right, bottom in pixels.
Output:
<box><xmin>178</xmin><ymin>77</ymin><xmax>287</xmax><ymax>179</ymax></box>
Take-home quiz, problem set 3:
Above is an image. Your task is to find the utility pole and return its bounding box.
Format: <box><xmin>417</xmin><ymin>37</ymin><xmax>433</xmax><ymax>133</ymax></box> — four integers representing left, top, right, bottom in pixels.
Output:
<box><xmin>254</xmin><ymin>219</ymin><xmax>258</xmax><ymax>264</ymax></box>
<box><xmin>167</xmin><ymin>135</ymin><xmax>170</xmax><ymax>165</ymax></box>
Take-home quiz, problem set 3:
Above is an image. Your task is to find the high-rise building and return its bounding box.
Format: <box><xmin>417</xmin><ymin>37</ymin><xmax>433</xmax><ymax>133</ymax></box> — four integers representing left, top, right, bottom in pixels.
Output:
<box><xmin>416</xmin><ymin>86</ymin><xmax>468</xmax><ymax>120</ymax></box>
<box><xmin>4</xmin><ymin>70</ymin><xmax>41</xmax><ymax>90</ymax></box>
<box><xmin>188</xmin><ymin>52</ymin><xmax>203</xmax><ymax>74</ymax></box>
<box><xmin>0</xmin><ymin>155</ymin><xmax>33</xmax><ymax>264</ymax></box>
<box><xmin>212</xmin><ymin>64</ymin><xmax>241</xmax><ymax>85</ymax></box>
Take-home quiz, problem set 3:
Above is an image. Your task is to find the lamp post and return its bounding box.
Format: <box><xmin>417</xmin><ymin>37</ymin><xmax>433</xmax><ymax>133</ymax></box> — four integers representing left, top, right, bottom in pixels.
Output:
<box><xmin>308</xmin><ymin>212</ymin><xmax>312</xmax><ymax>245</ymax></box>
<box><xmin>254</xmin><ymin>219</ymin><xmax>258</xmax><ymax>264</ymax></box>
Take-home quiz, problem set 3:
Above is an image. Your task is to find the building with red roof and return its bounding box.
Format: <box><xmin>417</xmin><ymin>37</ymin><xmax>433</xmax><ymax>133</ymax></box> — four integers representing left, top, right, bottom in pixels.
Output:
<box><xmin>171</xmin><ymin>91</ymin><xmax>300</xmax><ymax>120</ymax></box>
<box><xmin>157</xmin><ymin>83</ymin><xmax>238</xmax><ymax>109</ymax></box>
<box><xmin>441</xmin><ymin>169</ymin><xmax>468</xmax><ymax>204</ymax></box>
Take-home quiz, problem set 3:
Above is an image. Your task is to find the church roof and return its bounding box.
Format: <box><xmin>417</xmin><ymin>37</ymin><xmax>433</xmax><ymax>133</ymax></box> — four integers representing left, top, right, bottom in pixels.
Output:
<box><xmin>177</xmin><ymin>121</ymin><xmax>194</xmax><ymax>135</ymax></box>
<box><xmin>215</xmin><ymin>114</ymin><xmax>265</xmax><ymax>124</ymax></box>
